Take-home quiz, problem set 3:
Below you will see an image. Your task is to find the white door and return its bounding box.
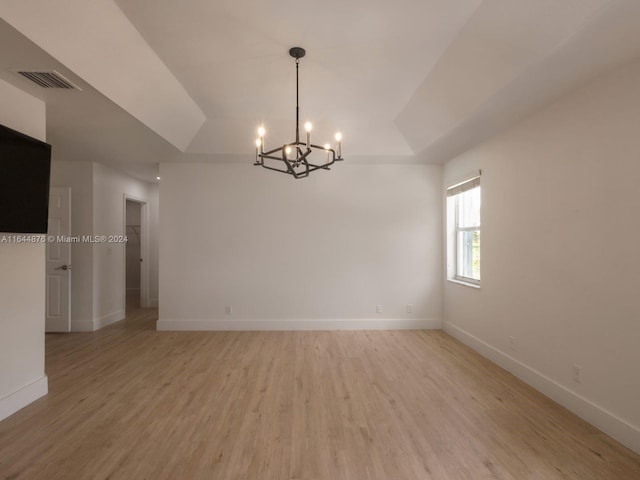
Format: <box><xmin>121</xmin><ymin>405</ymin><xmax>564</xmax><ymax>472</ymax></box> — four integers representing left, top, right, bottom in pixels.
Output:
<box><xmin>46</xmin><ymin>187</ymin><xmax>71</xmax><ymax>332</ymax></box>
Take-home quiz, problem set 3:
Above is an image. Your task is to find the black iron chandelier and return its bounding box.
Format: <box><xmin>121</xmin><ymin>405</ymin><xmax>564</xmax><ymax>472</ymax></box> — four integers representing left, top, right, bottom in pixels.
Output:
<box><xmin>253</xmin><ymin>47</ymin><xmax>343</xmax><ymax>179</ymax></box>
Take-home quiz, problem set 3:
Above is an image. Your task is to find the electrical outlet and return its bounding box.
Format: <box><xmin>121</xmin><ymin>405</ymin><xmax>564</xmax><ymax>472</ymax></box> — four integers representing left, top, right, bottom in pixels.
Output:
<box><xmin>376</xmin><ymin>305</ymin><xmax>382</xmax><ymax>314</ymax></box>
<box><xmin>225</xmin><ymin>306</ymin><xmax>232</xmax><ymax>315</ymax></box>
<box><xmin>406</xmin><ymin>304</ymin><xmax>413</xmax><ymax>314</ymax></box>
<box><xmin>572</xmin><ymin>364</ymin><xmax>582</xmax><ymax>384</ymax></box>
<box><xmin>508</xmin><ymin>336</ymin><xmax>517</xmax><ymax>351</ymax></box>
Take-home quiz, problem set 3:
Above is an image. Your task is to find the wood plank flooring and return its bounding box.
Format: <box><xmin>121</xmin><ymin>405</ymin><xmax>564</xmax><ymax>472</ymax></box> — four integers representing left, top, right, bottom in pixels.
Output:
<box><xmin>0</xmin><ymin>308</ymin><xmax>639</xmax><ymax>479</ymax></box>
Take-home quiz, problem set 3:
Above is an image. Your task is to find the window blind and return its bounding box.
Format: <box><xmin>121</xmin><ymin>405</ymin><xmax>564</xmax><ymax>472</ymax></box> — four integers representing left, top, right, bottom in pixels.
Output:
<box><xmin>446</xmin><ymin>175</ymin><xmax>480</xmax><ymax>197</ymax></box>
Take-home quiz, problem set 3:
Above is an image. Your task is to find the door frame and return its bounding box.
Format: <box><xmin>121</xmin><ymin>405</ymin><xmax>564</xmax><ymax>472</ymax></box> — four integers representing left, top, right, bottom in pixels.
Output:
<box><xmin>123</xmin><ymin>194</ymin><xmax>150</xmax><ymax>309</ymax></box>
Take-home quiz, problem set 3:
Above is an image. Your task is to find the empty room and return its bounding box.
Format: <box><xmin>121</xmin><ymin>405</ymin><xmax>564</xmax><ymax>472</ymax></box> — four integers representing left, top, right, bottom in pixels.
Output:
<box><xmin>0</xmin><ymin>0</ymin><xmax>639</xmax><ymax>479</ymax></box>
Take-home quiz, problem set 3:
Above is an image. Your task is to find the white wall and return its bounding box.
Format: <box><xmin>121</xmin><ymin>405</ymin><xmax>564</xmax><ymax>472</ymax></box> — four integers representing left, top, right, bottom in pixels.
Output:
<box><xmin>159</xmin><ymin>163</ymin><xmax>442</xmax><ymax>330</ymax></box>
<box><xmin>92</xmin><ymin>162</ymin><xmax>155</xmax><ymax>328</ymax></box>
<box><xmin>49</xmin><ymin>161</ymin><xmax>94</xmax><ymax>331</ymax></box>
<box><xmin>0</xmin><ymin>79</ymin><xmax>48</xmax><ymax>420</ymax></box>
<box><xmin>147</xmin><ymin>184</ymin><xmax>159</xmax><ymax>306</ymax></box>
<box><xmin>443</xmin><ymin>60</ymin><xmax>640</xmax><ymax>453</ymax></box>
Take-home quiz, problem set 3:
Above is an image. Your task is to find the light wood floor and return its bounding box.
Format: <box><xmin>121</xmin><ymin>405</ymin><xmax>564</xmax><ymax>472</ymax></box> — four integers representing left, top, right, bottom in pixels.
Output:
<box><xmin>1</xmin><ymin>309</ymin><xmax>639</xmax><ymax>480</ymax></box>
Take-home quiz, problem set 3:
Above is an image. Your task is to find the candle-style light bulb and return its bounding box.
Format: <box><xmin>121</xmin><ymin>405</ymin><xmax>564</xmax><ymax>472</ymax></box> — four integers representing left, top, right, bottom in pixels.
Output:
<box><xmin>255</xmin><ymin>138</ymin><xmax>261</xmax><ymax>164</ymax></box>
<box><xmin>304</xmin><ymin>122</ymin><xmax>312</xmax><ymax>148</ymax></box>
<box><xmin>257</xmin><ymin>127</ymin><xmax>265</xmax><ymax>153</ymax></box>
<box><xmin>324</xmin><ymin>143</ymin><xmax>331</xmax><ymax>165</ymax></box>
<box><xmin>334</xmin><ymin>132</ymin><xmax>342</xmax><ymax>159</ymax></box>
<box><xmin>284</xmin><ymin>146</ymin><xmax>292</xmax><ymax>159</ymax></box>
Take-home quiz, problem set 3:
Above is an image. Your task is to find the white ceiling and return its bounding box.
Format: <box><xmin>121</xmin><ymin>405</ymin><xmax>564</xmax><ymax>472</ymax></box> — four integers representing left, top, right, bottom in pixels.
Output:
<box><xmin>0</xmin><ymin>18</ymin><xmax>176</xmax><ymax>182</ymax></box>
<box><xmin>1</xmin><ymin>0</ymin><xmax>640</xmax><ymax>181</ymax></box>
<box><xmin>112</xmin><ymin>0</ymin><xmax>482</xmax><ymax>156</ymax></box>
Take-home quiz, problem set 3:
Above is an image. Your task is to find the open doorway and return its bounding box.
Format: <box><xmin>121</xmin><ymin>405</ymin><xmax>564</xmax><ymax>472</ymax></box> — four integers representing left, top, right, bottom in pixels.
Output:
<box><xmin>125</xmin><ymin>199</ymin><xmax>143</xmax><ymax>312</ymax></box>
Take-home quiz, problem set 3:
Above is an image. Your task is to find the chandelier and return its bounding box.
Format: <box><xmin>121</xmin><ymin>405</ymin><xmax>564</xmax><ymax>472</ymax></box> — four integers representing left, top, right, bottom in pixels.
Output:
<box><xmin>253</xmin><ymin>47</ymin><xmax>343</xmax><ymax>179</ymax></box>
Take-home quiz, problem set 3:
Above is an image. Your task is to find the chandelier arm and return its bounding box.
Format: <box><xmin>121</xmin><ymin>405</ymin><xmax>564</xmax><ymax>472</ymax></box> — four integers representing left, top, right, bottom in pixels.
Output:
<box><xmin>301</xmin><ymin>157</ymin><xmax>310</xmax><ymax>177</ymax></box>
<box><xmin>309</xmin><ymin>145</ymin><xmax>338</xmax><ymax>164</ymax></box>
<box><xmin>296</xmin><ymin>149</ymin><xmax>334</xmax><ymax>169</ymax></box>
<box><xmin>289</xmin><ymin>141</ymin><xmax>336</xmax><ymax>154</ymax></box>
<box><xmin>260</xmin><ymin>144</ymin><xmax>336</xmax><ymax>159</ymax></box>
<box><xmin>260</xmin><ymin>164</ymin><xmax>294</xmax><ymax>174</ymax></box>
<box><xmin>298</xmin><ymin>164</ymin><xmax>332</xmax><ymax>175</ymax></box>
<box><xmin>259</xmin><ymin>158</ymin><xmax>316</xmax><ymax>176</ymax></box>
<box><xmin>258</xmin><ymin>158</ymin><xmax>331</xmax><ymax>177</ymax></box>
<box><xmin>297</xmin><ymin>149</ymin><xmax>311</xmax><ymax>161</ymax></box>
<box><xmin>261</xmin><ymin>145</ymin><xmax>291</xmax><ymax>156</ymax></box>
<box><xmin>309</xmin><ymin>143</ymin><xmax>335</xmax><ymax>152</ymax></box>
<box><xmin>258</xmin><ymin>154</ymin><xmax>309</xmax><ymax>163</ymax></box>
<box><xmin>282</xmin><ymin>151</ymin><xmax>297</xmax><ymax>175</ymax></box>
<box><xmin>292</xmin><ymin>167</ymin><xmax>310</xmax><ymax>179</ymax></box>
<box><xmin>302</xmin><ymin>162</ymin><xmax>331</xmax><ymax>170</ymax></box>
<box><xmin>259</xmin><ymin>154</ymin><xmax>289</xmax><ymax>161</ymax></box>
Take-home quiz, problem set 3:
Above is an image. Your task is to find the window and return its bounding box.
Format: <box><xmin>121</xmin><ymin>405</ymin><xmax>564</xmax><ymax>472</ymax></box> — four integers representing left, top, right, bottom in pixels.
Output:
<box><xmin>447</xmin><ymin>176</ymin><xmax>480</xmax><ymax>285</ymax></box>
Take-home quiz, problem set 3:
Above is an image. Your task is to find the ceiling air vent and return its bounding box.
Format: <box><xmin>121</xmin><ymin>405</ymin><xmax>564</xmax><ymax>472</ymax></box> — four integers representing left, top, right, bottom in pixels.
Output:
<box><xmin>15</xmin><ymin>70</ymin><xmax>81</xmax><ymax>90</ymax></box>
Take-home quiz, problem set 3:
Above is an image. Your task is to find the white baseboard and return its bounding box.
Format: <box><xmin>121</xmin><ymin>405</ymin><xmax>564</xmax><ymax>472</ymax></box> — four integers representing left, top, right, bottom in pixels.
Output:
<box><xmin>443</xmin><ymin>321</ymin><xmax>640</xmax><ymax>454</ymax></box>
<box><xmin>94</xmin><ymin>309</ymin><xmax>125</xmax><ymax>330</ymax></box>
<box><xmin>157</xmin><ymin>318</ymin><xmax>441</xmax><ymax>331</ymax></box>
<box><xmin>0</xmin><ymin>376</ymin><xmax>48</xmax><ymax>422</ymax></box>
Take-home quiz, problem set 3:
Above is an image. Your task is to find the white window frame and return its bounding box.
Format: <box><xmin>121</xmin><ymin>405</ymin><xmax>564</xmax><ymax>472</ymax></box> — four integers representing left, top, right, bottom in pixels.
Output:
<box><xmin>446</xmin><ymin>174</ymin><xmax>481</xmax><ymax>287</ymax></box>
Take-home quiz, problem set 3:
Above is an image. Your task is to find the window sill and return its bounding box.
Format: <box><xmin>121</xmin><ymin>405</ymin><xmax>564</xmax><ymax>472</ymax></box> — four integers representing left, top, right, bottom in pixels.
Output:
<box><xmin>447</xmin><ymin>278</ymin><xmax>481</xmax><ymax>289</ymax></box>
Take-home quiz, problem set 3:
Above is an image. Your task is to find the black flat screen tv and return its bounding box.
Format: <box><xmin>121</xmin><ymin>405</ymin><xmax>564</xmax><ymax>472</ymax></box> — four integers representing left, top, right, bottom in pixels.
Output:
<box><xmin>0</xmin><ymin>124</ymin><xmax>52</xmax><ymax>234</ymax></box>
